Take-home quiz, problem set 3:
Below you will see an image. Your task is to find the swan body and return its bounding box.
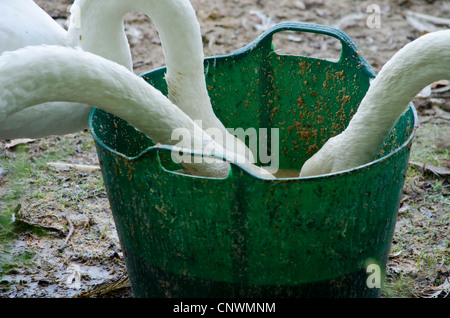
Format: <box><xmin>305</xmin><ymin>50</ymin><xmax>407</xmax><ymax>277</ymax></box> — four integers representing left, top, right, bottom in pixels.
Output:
<box><xmin>0</xmin><ymin>0</ymin><xmax>66</xmax><ymax>50</ymax></box>
<box><xmin>0</xmin><ymin>45</ymin><xmax>272</xmax><ymax>179</ymax></box>
<box><xmin>300</xmin><ymin>30</ymin><xmax>450</xmax><ymax>177</ymax></box>
<box><xmin>67</xmin><ymin>0</ymin><xmax>222</xmax><ymax>130</ymax></box>
<box><xmin>67</xmin><ymin>0</ymin><xmax>254</xmax><ymax>162</ymax></box>
<box><xmin>0</xmin><ymin>0</ymin><xmax>90</xmax><ymax>138</ymax></box>
<box><xmin>1</xmin><ymin>0</ymin><xmax>253</xmax><ymax>163</ymax></box>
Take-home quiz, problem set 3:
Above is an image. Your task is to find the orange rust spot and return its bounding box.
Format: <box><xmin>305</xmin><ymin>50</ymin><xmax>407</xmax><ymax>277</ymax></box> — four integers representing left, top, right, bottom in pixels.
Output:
<box><xmin>272</xmin><ymin>105</ymin><xmax>280</xmax><ymax>116</ymax></box>
<box><xmin>296</xmin><ymin>95</ymin><xmax>305</xmax><ymax>106</ymax></box>
<box><xmin>307</xmin><ymin>144</ymin><xmax>319</xmax><ymax>155</ymax></box>
<box><xmin>300</xmin><ymin>129</ymin><xmax>311</xmax><ymax>141</ymax></box>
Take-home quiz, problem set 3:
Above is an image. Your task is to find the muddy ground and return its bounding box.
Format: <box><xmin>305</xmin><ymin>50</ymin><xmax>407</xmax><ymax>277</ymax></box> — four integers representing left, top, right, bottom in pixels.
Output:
<box><xmin>0</xmin><ymin>0</ymin><xmax>449</xmax><ymax>298</ymax></box>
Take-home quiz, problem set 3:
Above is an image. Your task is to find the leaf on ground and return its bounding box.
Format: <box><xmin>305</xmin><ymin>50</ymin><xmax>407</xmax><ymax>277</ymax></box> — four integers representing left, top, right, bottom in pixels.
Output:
<box><xmin>74</xmin><ymin>275</ymin><xmax>131</xmax><ymax>298</ymax></box>
<box><xmin>422</xmin><ymin>278</ymin><xmax>450</xmax><ymax>298</ymax></box>
<box><xmin>13</xmin><ymin>218</ymin><xmax>66</xmax><ymax>237</ymax></box>
<box><xmin>12</xmin><ymin>206</ymin><xmax>66</xmax><ymax>237</ymax></box>
<box><xmin>436</xmin><ymin>140</ymin><xmax>450</xmax><ymax>150</ymax></box>
<box><xmin>5</xmin><ymin>139</ymin><xmax>35</xmax><ymax>149</ymax></box>
<box><xmin>431</xmin><ymin>79</ymin><xmax>450</xmax><ymax>93</ymax></box>
<box><xmin>409</xmin><ymin>161</ymin><xmax>450</xmax><ymax>179</ymax></box>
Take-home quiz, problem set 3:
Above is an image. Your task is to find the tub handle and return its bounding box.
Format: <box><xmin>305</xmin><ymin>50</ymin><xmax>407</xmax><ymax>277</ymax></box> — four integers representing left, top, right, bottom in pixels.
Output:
<box><xmin>233</xmin><ymin>21</ymin><xmax>375</xmax><ymax>76</ymax></box>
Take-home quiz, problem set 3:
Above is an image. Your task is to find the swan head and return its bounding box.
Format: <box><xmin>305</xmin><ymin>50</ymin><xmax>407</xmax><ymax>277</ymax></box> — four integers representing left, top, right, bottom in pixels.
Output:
<box><xmin>299</xmin><ymin>134</ymin><xmax>342</xmax><ymax>177</ymax></box>
<box><xmin>299</xmin><ymin>132</ymin><xmax>373</xmax><ymax>177</ymax></box>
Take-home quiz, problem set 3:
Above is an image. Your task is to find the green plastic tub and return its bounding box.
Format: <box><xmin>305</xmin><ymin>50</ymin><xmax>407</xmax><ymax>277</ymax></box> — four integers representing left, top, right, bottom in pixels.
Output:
<box><xmin>89</xmin><ymin>22</ymin><xmax>418</xmax><ymax>297</ymax></box>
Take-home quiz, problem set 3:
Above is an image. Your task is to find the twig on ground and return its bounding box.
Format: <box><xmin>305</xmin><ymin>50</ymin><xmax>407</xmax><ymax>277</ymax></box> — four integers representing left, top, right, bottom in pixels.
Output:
<box><xmin>59</xmin><ymin>214</ymin><xmax>74</xmax><ymax>252</ymax></box>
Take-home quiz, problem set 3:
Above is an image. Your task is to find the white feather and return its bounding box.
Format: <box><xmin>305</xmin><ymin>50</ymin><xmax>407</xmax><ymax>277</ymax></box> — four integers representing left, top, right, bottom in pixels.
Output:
<box><xmin>0</xmin><ymin>0</ymin><xmax>254</xmax><ymax>164</ymax></box>
<box><xmin>0</xmin><ymin>45</ymin><xmax>272</xmax><ymax>178</ymax></box>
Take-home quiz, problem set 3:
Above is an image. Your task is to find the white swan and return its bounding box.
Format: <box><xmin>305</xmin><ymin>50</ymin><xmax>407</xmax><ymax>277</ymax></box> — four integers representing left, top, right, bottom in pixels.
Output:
<box><xmin>0</xmin><ymin>45</ymin><xmax>272</xmax><ymax>179</ymax></box>
<box><xmin>1</xmin><ymin>0</ymin><xmax>254</xmax><ymax>163</ymax></box>
<box><xmin>300</xmin><ymin>30</ymin><xmax>450</xmax><ymax>177</ymax></box>
<box><xmin>0</xmin><ymin>0</ymin><xmax>66</xmax><ymax>50</ymax></box>
<box><xmin>0</xmin><ymin>0</ymin><xmax>91</xmax><ymax>138</ymax></box>
<box><xmin>67</xmin><ymin>0</ymin><xmax>254</xmax><ymax>161</ymax></box>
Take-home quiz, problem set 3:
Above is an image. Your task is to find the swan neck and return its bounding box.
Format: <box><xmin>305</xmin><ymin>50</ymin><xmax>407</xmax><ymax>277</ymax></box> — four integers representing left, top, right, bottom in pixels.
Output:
<box><xmin>344</xmin><ymin>30</ymin><xmax>450</xmax><ymax>158</ymax></box>
<box><xmin>135</xmin><ymin>0</ymin><xmax>205</xmax><ymax>73</ymax></box>
<box><xmin>133</xmin><ymin>0</ymin><xmax>219</xmax><ymax>130</ymax></box>
<box><xmin>67</xmin><ymin>0</ymin><xmax>132</xmax><ymax>70</ymax></box>
<box><xmin>0</xmin><ymin>46</ymin><xmax>194</xmax><ymax>146</ymax></box>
